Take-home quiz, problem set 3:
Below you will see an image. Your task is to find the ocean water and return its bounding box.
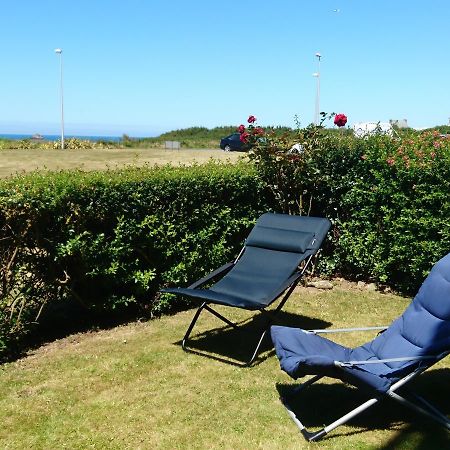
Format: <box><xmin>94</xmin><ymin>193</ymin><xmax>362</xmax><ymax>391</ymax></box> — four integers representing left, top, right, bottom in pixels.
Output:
<box><xmin>0</xmin><ymin>134</ymin><xmax>123</xmax><ymax>142</ymax></box>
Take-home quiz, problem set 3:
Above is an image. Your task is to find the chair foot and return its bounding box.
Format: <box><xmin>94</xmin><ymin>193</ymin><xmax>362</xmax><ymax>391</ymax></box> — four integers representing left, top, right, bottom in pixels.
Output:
<box><xmin>281</xmin><ymin>381</ymin><xmax>380</xmax><ymax>441</ymax></box>
<box><xmin>301</xmin><ymin>428</ymin><xmax>327</xmax><ymax>442</ymax></box>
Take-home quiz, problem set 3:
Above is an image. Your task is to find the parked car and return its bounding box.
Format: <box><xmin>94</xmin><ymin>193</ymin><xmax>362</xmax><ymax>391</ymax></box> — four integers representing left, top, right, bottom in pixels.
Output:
<box><xmin>219</xmin><ymin>133</ymin><xmax>245</xmax><ymax>151</ymax></box>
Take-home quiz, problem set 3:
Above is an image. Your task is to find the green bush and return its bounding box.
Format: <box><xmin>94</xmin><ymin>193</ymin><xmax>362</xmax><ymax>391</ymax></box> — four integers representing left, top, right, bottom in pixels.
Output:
<box><xmin>335</xmin><ymin>132</ymin><xmax>450</xmax><ymax>291</ymax></box>
<box><xmin>248</xmin><ymin>121</ymin><xmax>450</xmax><ymax>291</ymax></box>
<box><xmin>0</xmin><ymin>137</ymin><xmax>117</xmax><ymax>150</ymax></box>
<box><xmin>0</xmin><ymin>162</ymin><xmax>267</xmax><ymax>358</ymax></box>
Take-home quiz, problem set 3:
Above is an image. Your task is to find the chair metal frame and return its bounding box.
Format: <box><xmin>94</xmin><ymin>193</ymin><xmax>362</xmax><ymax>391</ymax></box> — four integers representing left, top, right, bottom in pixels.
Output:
<box><xmin>181</xmin><ymin>251</ymin><xmax>315</xmax><ymax>367</ymax></box>
<box><xmin>279</xmin><ymin>327</ymin><xmax>450</xmax><ymax>441</ymax></box>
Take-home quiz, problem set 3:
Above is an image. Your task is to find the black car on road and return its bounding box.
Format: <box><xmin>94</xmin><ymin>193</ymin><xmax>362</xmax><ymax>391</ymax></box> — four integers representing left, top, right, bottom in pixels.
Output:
<box><xmin>219</xmin><ymin>133</ymin><xmax>245</xmax><ymax>151</ymax></box>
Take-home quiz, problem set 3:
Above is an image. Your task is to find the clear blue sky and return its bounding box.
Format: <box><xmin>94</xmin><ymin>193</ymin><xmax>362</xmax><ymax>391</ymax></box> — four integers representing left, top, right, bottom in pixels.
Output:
<box><xmin>1</xmin><ymin>0</ymin><xmax>449</xmax><ymax>136</ymax></box>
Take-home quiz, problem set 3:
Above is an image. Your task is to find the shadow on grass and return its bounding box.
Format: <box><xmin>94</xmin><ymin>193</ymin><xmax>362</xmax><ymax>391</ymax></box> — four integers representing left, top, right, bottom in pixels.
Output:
<box><xmin>5</xmin><ymin>298</ymin><xmax>141</xmax><ymax>363</ymax></box>
<box><xmin>276</xmin><ymin>368</ymin><xmax>450</xmax><ymax>447</ymax></box>
<box><xmin>174</xmin><ymin>309</ymin><xmax>331</xmax><ymax>367</ymax></box>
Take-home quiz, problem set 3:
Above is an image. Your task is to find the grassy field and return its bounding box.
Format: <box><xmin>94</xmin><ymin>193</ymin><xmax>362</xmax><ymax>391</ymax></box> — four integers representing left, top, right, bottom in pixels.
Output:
<box><xmin>1</xmin><ymin>282</ymin><xmax>449</xmax><ymax>449</ymax></box>
<box><xmin>0</xmin><ymin>147</ymin><xmax>242</xmax><ymax>178</ymax></box>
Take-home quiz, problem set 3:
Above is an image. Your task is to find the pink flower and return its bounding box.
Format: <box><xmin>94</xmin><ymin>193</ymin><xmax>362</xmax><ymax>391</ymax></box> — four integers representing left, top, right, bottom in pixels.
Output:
<box><xmin>253</xmin><ymin>127</ymin><xmax>265</xmax><ymax>135</ymax></box>
<box><xmin>334</xmin><ymin>113</ymin><xmax>348</xmax><ymax>128</ymax></box>
<box><xmin>238</xmin><ymin>124</ymin><xmax>246</xmax><ymax>134</ymax></box>
<box><xmin>386</xmin><ymin>157</ymin><xmax>395</xmax><ymax>166</ymax></box>
<box><xmin>247</xmin><ymin>115</ymin><xmax>257</xmax><ymax>124</ymax></box>
<box><xmin>240</xmin><ymin>132</ymin><xmax>249</xmax><ymax>143</ymax></box>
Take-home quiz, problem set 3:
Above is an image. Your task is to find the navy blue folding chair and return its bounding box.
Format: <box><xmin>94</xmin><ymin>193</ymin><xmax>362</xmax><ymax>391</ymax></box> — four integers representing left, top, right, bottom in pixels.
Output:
<box><xmin>162</xmin><ymin>212</ymin><xmax>331</xmax><ymax>366</ymax></box>
<box><xmin>271</xmin><ymin>252</ymin><xmax>450</xmax><ymax>441</ymax></box>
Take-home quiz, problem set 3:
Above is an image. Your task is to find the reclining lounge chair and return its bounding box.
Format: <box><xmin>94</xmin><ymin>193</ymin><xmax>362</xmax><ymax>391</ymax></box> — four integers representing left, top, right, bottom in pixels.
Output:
<box><xmin>271</xmin><ymin>252</ymin><xmax>450</xmax><ymax>441</ymax></box>
<box><xmin>162</xmin><ymin>212</ymin><xmax>331</xmax><ymax>366</ymax></box>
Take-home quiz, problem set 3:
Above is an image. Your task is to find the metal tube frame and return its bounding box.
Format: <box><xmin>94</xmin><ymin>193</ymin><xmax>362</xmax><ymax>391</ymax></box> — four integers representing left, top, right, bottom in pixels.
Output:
<box><xmin>181</xmin><ymin>253</ymin><xmax>314</xmax><ymax>367</ymax></box>
<box><xmin>281</xmin><ymin>357</ymin><xmax>450</xmax><ymax>441</ymax></box>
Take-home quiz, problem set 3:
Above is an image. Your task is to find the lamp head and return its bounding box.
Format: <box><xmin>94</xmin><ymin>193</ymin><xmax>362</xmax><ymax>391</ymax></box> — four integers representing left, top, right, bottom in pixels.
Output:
<box><xmin>54</xmin><ymin>48</ymin><xmax>62</xmax><ymax>54</ymax></box>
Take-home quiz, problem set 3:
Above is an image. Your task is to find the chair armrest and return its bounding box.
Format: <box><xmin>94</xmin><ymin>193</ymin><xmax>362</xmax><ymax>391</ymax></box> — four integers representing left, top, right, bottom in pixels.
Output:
<box><xmin>307</xmin><ymin>326</ymin><xmax>388</xmax><ymax>335</ymax></box>
<box><xmin>334</xmin><ymin>354</ymin><xmax>440</xmax><ymax>367</ymax></box>
<box><xmin>187</xmin><ymin>262</ymin><xmax>234</xmax><ymax>289</ymax></box>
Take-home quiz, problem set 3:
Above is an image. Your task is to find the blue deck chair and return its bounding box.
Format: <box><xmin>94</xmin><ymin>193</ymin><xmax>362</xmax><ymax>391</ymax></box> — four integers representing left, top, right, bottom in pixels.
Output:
<box><xmin>271</xmin><ymin>252</ymin><xmax>450</xmax><ymax>441</ymax></box>
<box><xmin>162</xmin><ymin>212</ymin><xmax>331</xmax><ymax>366</ymax></box>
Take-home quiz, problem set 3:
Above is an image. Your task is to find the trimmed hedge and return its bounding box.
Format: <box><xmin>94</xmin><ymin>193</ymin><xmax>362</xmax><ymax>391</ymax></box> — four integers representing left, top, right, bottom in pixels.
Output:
<box><xmin>0</xmin><ymin>162</ymin><xmax>268</xmax><ymax>358</ymax></box>
<box><xmin>1</xmin><ymin>131</ymin><xmax>449</xmax><ymax>360</ymax></box>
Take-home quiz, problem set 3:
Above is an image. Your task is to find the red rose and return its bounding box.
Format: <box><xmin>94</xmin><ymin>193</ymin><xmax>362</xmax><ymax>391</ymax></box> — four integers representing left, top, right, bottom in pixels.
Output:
<box><xmin>334</xmin><ymin>113</ymin><xmax>348</xmax><ymax>127</ymax></box>
<box><xmin>247</xmin><ymin>115</ymin><xmax>257</xmax><ymax>124</ymax></box>
<box><xmin>240</xmin><ymin>132</ymin><xmax>249</xmax><ymax>143</ymax></box>
<box><xmin>253</xmin><ymin>127</ymin><xmax>264</xmax><ymax>135</ymax></box>
<box><xmin>238</xmin><ymin>124</ymin><xmax>246</xmax><ymax>134</ymax></box>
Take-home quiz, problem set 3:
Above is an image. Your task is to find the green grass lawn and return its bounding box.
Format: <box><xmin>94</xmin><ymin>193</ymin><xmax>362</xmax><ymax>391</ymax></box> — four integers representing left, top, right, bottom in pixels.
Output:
<box><xmin>0</xmin><ymin>147</ymin><xmax>242</xmax><ymax>178</ymax></box>
<box><xmin>0</xmin><ymin>282</ymin><xmax>449</xmax><ymax>449</ymax></box>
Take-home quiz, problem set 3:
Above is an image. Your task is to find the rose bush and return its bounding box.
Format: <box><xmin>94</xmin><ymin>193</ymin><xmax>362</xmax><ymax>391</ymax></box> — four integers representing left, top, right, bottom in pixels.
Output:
<box><xmin>238</xmin><ymin>113</ymin><xmax>342</xmax><ymax>215</ymax></box>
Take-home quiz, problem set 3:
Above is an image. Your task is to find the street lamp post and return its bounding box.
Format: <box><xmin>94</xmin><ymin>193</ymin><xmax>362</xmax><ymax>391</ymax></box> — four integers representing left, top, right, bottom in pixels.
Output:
<box><xmin>54</xmin><ymin>48</ymin><xmax>64</xmax><ymax>149</ymax></box>
<box><xmin>313</xmin><ymin>52</ymin><xmax>322</xmax><ymax>126</ymax></box>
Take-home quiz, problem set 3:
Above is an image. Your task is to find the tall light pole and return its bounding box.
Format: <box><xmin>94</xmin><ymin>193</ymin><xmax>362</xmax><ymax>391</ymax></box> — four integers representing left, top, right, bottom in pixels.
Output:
<box><xmin>313</xmin><ymin>52</ymin><xmax>321</xmax><ymax>126</ymax></box>
<box><xmin>54</xmin><ymin>48</ymin><xmax>64</xmax><ymax>149</ymax></box>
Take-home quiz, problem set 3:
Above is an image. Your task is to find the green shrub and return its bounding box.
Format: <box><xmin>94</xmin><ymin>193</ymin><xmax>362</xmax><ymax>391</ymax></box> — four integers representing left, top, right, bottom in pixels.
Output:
<box><xmin>335</xmin><ymin>132</ymin><xmax>450</xmax><ymax>291</ymax></box>
<box><xmin>0</xmin><ymin>162</ymin><xmax>267</xmax><ymax>358</ymax></box>
<box><xmin>0</xmin><ymin>137</ymin><xmax>117</xmax><ymax>150</ymax></box>
<box><xmin>248</xmin><ymin>120</ymin><xmax>450</xmax><ymax>291</ymax></box>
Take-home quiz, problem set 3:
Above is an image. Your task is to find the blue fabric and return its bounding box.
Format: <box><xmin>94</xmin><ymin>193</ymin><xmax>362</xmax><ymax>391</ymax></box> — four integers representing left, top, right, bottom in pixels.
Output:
<box><xmin>162</xmin><ymin>286</ymin><xmax>267</xmax><ymax>310</ymax></box>
<box><xmin>209</xmin><ymin>247</ymin><xmax>301</xmax><ymax>306</ymax></box>
<box><xmin>246</xmin><ymin>226</ymin><xmax>315</xmax><ymax>253</ymax></box>
<box><xmin>271</xmin><ymin>252</ymin><xmax>450</xmax><ymax>393</ymax></box>
<box><xmin>271</xmin><ymin>326</ymin><xmax>349</xmax><ymax>377</ymax></box>
<box><xmin>246</xmin><ymin>213</ymin><xmax>331</xmax><ymax>254</ymax></box>
<box><xmin>163</xmin><ymin>213</ymin><xmax>331</xmax><ymax>309</ymax></box>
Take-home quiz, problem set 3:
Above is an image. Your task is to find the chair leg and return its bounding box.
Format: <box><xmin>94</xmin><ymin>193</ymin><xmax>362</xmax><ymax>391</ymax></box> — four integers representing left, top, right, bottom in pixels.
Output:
<box><xmin>182</xmin><ymin>302</ymin><xmax>240</xmax><ymax>352</ymax></box>
<box><xmin>182</xmin><ymin>302</ymin><xmax>207</xmax><ymax>350</ymax></box>
<box><xmin>203</xmin><ymin>304</ymin><xmax>240</xmax><ymax>329</ymax></box>
<box><xmin>183</xmin><ymin>266</ymin><xmax>305</xmax><ymax>364</ymax></box>
<box><xmin>182</xmin><ymin>303</ymin><xmax>272</xmax><ymax>366</ymax></box>
<box><xmin>243</xmin><ymin>278</ymin><xmax>304</xmax><ymax>366</ymax></box>
<box><xmin>281</xmin><ymin>377</ymin><xmax>380</xmax><ymax>442</ymax></box>
<box><xmin>388</xmin><ymin>390</ymin><xmax>450</xmax><ymax>430</ymax></box>
<box><xmin>246</xmin><ymin>329</ymin><xmax>268</xmax><ymax>367</ymax></box>
<box><xmin>409</xmin><ymin>392</ymin><xmax>450</xmax><ymax>427</ymax></box>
